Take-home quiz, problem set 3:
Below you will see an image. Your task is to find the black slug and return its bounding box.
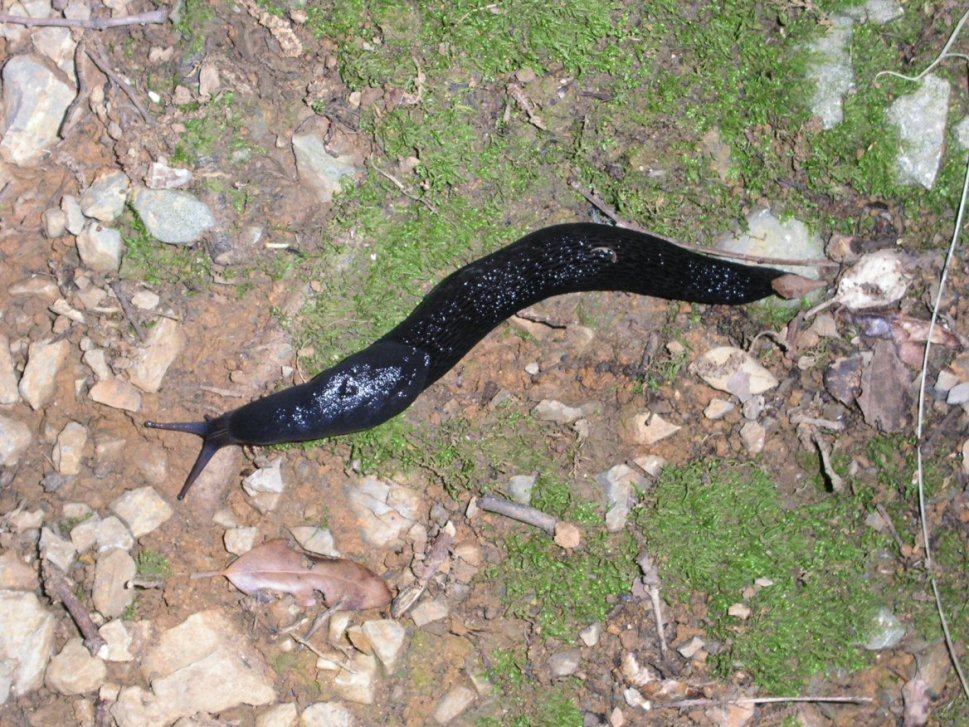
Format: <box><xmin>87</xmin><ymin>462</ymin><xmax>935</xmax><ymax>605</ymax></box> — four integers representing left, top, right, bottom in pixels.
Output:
<box><xmin>147</xmin><ymin>222</ymin><xmax>789</xmax><ymax>499</ymax></box>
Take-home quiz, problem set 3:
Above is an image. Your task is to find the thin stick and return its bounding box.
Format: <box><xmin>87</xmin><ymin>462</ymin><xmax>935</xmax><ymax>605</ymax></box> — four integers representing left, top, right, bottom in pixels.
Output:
<box><xmin>0</xmin><ymin>8</ymin><xmax>167</xmax><ymax>28</ymax></box>
<box><xmin>478</xmin><ymin>494</ymin><xmax>557</xmax><ymax>535</ymax></box>
<box><xmin>368</xmin><ymin>159</ymin><xmax>438</xmax><ymax>214</ymax></box>
<box><xmin>109</xmin><ymin>281</ymin><xmax>146</xmax><ymax>341</ymax></box>
<box><xmin>812</xmin><ymin>430</ymin><xmax>845</xmax><ymax>492</ymax></box>
<box><xmin>569</xmin><ymin>180</ymin><xmax>839</xmax><ymax>269</ymax></box>
<box><xmin>638</xmin><ymin>553</ymin><xmax>669</xmax><ymax>657</ymax></box>
<box><xmin>85</xmin><ymin>39</ymin><xmax>153</xmax><ymax>125</ymax></box>
<box><xmin>655</xmin><ymin>695</ymin><xmax>874</xmax><ymax>710</ymax></box>
<box><xmin>42</xmin><ymin>560</ymin><xmax>107</xmax><ymax>656</ymax></box>
<box><xmin>875</xmin><ymin>503</ymin><xmax>907</xmax><ymax>555</ymax></box>
<box><xmin>875</xmin><ymin>8</ymin><xmax>969</xmax><ymax>83</ymax></box>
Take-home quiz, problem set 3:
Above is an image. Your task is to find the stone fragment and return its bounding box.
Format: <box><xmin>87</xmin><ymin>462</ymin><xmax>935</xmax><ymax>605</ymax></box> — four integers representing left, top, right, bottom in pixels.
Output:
<box><xmin>80</xmin><ymin>169</ymin><xmax>130</xmax><ymax>222</ymax></box>
<box><xmin>300</xmin><ymin>702</ymin><xmax>353</xmax><ymax>727</ymax></box>
<box><xmin>145</xmin><ymin>161</ymin><xmax>193</xmax><ymax>189</ymax></box>
<box><xmin>835</xmin><ymin>250</ymin><xmax>910</xmax><ymax>309</ymax></box>
<box><xmin>333</xmin><ymin>652</ymin><xmax>378</xmax><ymax>704</ymax></box>
<box><xmin>691</xmin><ymin>347</ymin><xmax>779</xmax><ymax>402</ymax></box>
<box><xmin>76</xmin><ymin>221</ymin><xmax>123</xmax><ymax>272</ymax></box>
<box><xmin>532</xmin><ymin>399</ymin><xmax>583</xmax><ymax>424</ymax></box>
<box><xmin>256</xmin><ymin>702</ymin><xmax>298</xmax><ymax>727</ymax></box>
<box><xmin>507</xmin><ymin>473</ymin><xmax>536</xmax><ymax>504</ymax></box>
<box><xmin>292</xmin><ymin>126</ymin><xmax>363</xmax><ymax>204</ymax></box>
<box><xmin>0</xmin><ymin>591</ymin><xmax>56</xmax><ymax>704</ymax></box>
<box><xmin>93</xmin><ymin>548</ymin><xmax>136</xmax><ymax>618</ymax></box>
<box><xmin>677</xmin><ymin>636</ymin><xmax>705</xmax><ymax>659</ymax></box>
<box><xmin>361</xmin><ymin>619</ymin><xmax>407</xmax><ymax>673</ymax></box>
<box><xmin>0</xmin><ymin>54</ymin><xmax>77</xmax><ymax>164</ymax></box>
<box><xmin>98</xmin><ymin>619</ymin><xmax>134</xmax><ymax>662</ymax></box>
<box><xmin>704</xmin><ymin>398</ymin><xmax>735</xmax><ymax>420</ymax></box>
<box><xmin>110</xmin><ymin>487</ymin><xmax>172</xmax><ymax>537</ymax></box>
<box><xmin>130</xmin><ymin>290</ymin><xmax>160</xmax><ymax>309</ymax></box>
<box><xmin>0</xmin><ymin>335</ymin><xmax>19</xmax><ymax>404</ymax></box>
<box><xmin>597</xmin><ymin>464</ymin><xmax>648</xmax><ymax>532</ymax></box>
<box><xmin>290</xmin><ymin>526</ymin><xmax>339</xmax><ymax>557</ymax></box>
<box><xmin>19</xmin><ymin>338</ymin><xmax>69</xmax><ymax>410</ymax></box>
<box><xmin>40</xmin><ymin>526</ymin><xmax>77</xmax><ymax>571</ymax></box>
<box><xmin>740</xmin><ymin>421</ymin><xmax>766</xmax><ymax>454</ymax></box>
<box><xmin>623</xmin><ymin>410</ymin><xmax>680</xmax><ymax>445</ymax></box>
<box><xmin>633</xmin><ymin>454</ymin><xmax>666</xmax><ymax>478</ymax></box>
<box><xmin>580</xmin><ymin>623</ymin><xmax>602</xmax><ymax>647</ymax></box>
<box><xmin>805</xmin><ymin>16</ymin><xmax>854</xmax><ymax>129</ymax></box>
<box><xmin>728</xmin><ymin>603</ymin><xmax>751</xmax><ymax>620</ymax></box>
<box><xmin>346</xmin><ymin>476</ymin><xmax>422</xmax><ymax>547</ymax></box>
<box><xmin>0</xmin><ymin>551</ymin><xmax>39</xmax><ymax>591</ymax></box>
<box><xmin>130</xmin><ymin>187</ymin><xmax>216</xmax><ymax>245</ymax></box>
<box><xmin>433</xmin><ymin>685</ymin><xmax>475</xmax><ymax>724</ymax></box>
<box><xmin>242</xmin><ymin>458</ymin><xmax>286</xmax><ymax>496</ymax></box>
<box><xmin>95</xmin><ymin>516</ymin><xmax>135</xmax><ymax>552</ymax></box>
<box><xmin>53</xmin><ymin>421</ymin><xmax>88</xmax><ymax>475</ymax></box>
<box><xmin>718</xmin><ymin>208</ymin><xmax>825</xmax><ymax>281</ymax></box>
<box><xmin>554</xmin><ymin>522</ymin><xmax>581</xmax><ymax>549</ymax></box>
<box><xmin>89</xmin><ymin>379</ymin><xmax>142</xmax><ymax>412</ymax></box>
<box><xmin>82</xmin><ymin>349</ymin><xmax>113</xmax><ymax>381</ymax></box>
<box><xmin>45</xmin><ymin>637</ymin><xmax>107</xmax><ymax>695</ymax></box>
<box><xmin>947</xmin><ymin>382</ymin><xmax>969</xmax><ymax>406</ymax></box>
<box><xmin>548</xmin><ymin>649</ymin><xmax>581</xmax><ymax>677</ymax></box>
<box><xmin>410</xmin><ymin>596</ymin><xmax>448</xmax><ymax>627</ymax></box>
<box><xmin>224</xmin><ymin>527</ymin><xmax>259</xmax><ymax>555</ymax></box>
<box><xmin>128</xmin><ymin>317</ymin><xmax>185</xmax><ymax>393</ymax></box>
<box><xmin>0</xmin><ymin>414</ymin><xmax>32</xmax><ymax>466</ymax></box>
<box><xmin>70</xmin><ymin>515</ymin><xmax>100</xmax><ymax>552</ymax></box>
<box><xmin>888</xmin><ymin>74</ymin><xmax>950</xmax><ymax>189</ymax></box>
<box><xmin>62</xmin><ymin>194</ymin><xmax>85</xmax><ymax>234</ymax></box>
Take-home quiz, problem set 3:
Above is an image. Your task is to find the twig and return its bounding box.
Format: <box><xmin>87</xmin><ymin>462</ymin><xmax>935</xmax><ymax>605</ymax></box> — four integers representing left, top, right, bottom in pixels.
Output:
<box><xmin>790</xmin><ymin>413</ymin><xmax>845</xmax><ymax>431</ymax></box>
<box><xmin>42</xmin><ymin>560</ymin><xmax>107</xmax><ymax>656</ymax></box>
<box><xmin>569</xmin><ymin>179</ymin><xmax>840</xmax><ymax>268</ymax></box>
<box><xmin>812</xmin><ymin>429</ymin><xmax>845</xmax><ymax>492</ymax></box>
<box><xmin>368</xmin><ymin>159</ymin><xmax>438</xmax><ymax>213</ymax></box>
<box><xmin>637</xmin><ymin>553</ymin><xmax>669</xmax><ymax>657</ymax></box>
<box><xmin>478</xmin><ymin>494</ymin><xmax>557</xmax><ymax>534</ymax></box>
<box><xmin>507</xmin><ymin>82</ymin><xmax>547</xmax><ymax>130</ymax></box>
<box><xmin>655</xmin><ymin>695</ymin><xmax>874</xmax><ymax>710</ymax></box>
<box><xmin>109</xmin><ymin>281</ymin><xmax>146</xmax><ymax>341</ymax></box>
<box><xmin>0</xmin><ymin>8</ymin><xmax>167</xmax><ymax>28</ymax></box>
<box><xmin>84</xmin><ymin>38</ymin><xmax>153</xmax><ymax>125</ymax></box>
<box><xmin>875</xmin><ymin>503</ymin><xmax>907</xmax><ymax>555</ymax></box>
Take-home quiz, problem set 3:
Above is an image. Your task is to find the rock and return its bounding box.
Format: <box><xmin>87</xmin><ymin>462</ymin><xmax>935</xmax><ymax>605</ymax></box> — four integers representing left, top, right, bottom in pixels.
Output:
<box><xmin>93</xmin><ymin>548</ymin><xmax>136</xmax><ymax>618</ymax></box>
<box><xmin>0</xmin><ymin>335</ymin><xmax>20</xmax><ymax>404</ymax></box>
<box><xmin>130</xmin><ymin>187</ymin><xmax>216</xmax><ymax>245</ymax></box>
<box><xmin>956</xmin><ymin>117</ymin><xmax>969</xmax><ymax>152</ymax></box>
<box><xmin>333</xmin><ymin>652</ymin><xmax>378</xmax><ymax>704</ymax></box>
<box><xmin>256</xmin><ymin>702</ymin><xmax>299</xmax><ymax>727</ymax></box>
<box><xmin>82</xmin><ymin>348</ymin><xmax>113</xmax><ymax>381</ymax></box>
<box><xmin>633</xmin><ymin>454</ymin><xmax>666</xmax><ymax>477</ymax></box>
<box><xmin>835</xmin><ymin>250</ymin><xmax>910</xmax><ymax>309</ymax></box>
<box><xmin>128</xmin><ymin>317</ymin><xmax>185</xmax><ymax>393</ymax></box>
<box><xmin>290</xmin><ymin>526</ymin><xmax>340</xmax><ymax>557</ymax></box>
<box><xmin>554</xmin><ymin>522</ymin><xmax>582</xmax><ymax>549</ymax></box>
<box><xmin>623</xmin><ymin>410</ymin><xmax>680</xmax><ymax>445</ymax></box>
<box><xmin>80</xmin><ymin>169</ymin><xmax>130</xmax><ymax>222</ymax></box>
<box><xmin>433</xmin><ymin>685</ymin><xmax>475</xmax><ymax>724</ymax></box>
<box><xmin>95</xmin><ymin>516</ymin><xmax>135</xmax><ymax>552</ymax></box>
<box><xmin>0</xmin><ymin>414</ymin><xmax>32</xmax><ymax>466</ymax></box>
<box><xmin>805</xmin><ymin>16</ymin><xmax>854</xmax><ymax>129</ymax></box>
<box><xmin>740</xmin><ymin>421</ymin><xmax>766</xmax><ymax>454</ymax></box>
<box><xmin>98</xmin><ymin>619</ymin><xmax>134</xmax><ymax>662</ymax></box>
<box><xmin>548</xmin><ymin>649</ymin><xmax>581</xmax><ymax>677</ymax></box>
<box><xmin>70</xmin><ymin>515</ymin><xmax>100</xmax><ymax>552</ymax></box>
<box><xmin>45</xmin><ymin>637</ymin><xmax>107</xmax><ymax>695</ymax></box>
<box><xmin>888</xmin><ymin>74</ymin><xmax>950</xmax><ymax>189</ymax></box>
<box><xmin>145</xmin><ymin>161</ymin><xmax>193</xmax><ymax>190</ymax></box>
<box><xmin>224</xmin><ymin>527</ymin><xmax>259</xmax><ymax>555</ymax></box>
<box><xmin>242</xmin><ymin>458</ymin><xmax>286</xmax><ymax>496</ymax></box>
<box><xmin>703</xmin><ymin>398</ymin><xmax>734</xmax><ymax>420</ymax></box>
<box><xmin>597</xmin><ymin>464</ymin><xmax>648</xmax><ymax>532</ymax></box>
<box><xmin>580</xmin><ymin>623</ymin><xmax>602</xmax><ymax>647</ymax></box>
<box><xmin>62</xmin><ymin>194</ymin><xmax>85</xmax><ymax>234</ymax></box>
<box><xmin>717</xmin><ymin>208</ymin><xmax>824</xmax><ymax>280</ymax></box>
<box><xmin>0</xmin><ymin>551</ymin><xmax>39</xmax><ymax>591</ymax></box>
<box><xmin>300</xmin><ymin>702</ymin><xmax>353</xmax><ymax>727</ymax></box>
<box><xmin>507</xmin><ymin>473</ymin><xmax>536</xmax><ymax>504</ymax></box>
<box><xmin>53</xmin><ymin>421</ymin><xmax>88</xmax><ymax>475</ymax></box>
<box><xmin>110</xmin><ymin>487</ymin><xmax>172</xmax><ymax>537</ymax></box>
<box><xmin>863</xmin><ymin>607</ymin><xmax>906</xmax><ymax>650</ymax></box>
<box><xmin>0</xmin><ymin>54</ymin><xmax>77</xmax><ymax>165</ymax></box>
<box><xmin>115</xmin><ymin>610</ymin><xmax>276</xmax><ymax>725</ymax></box>
<box><xmin>411</xmin><ymin>596</ymin><xmax>449</xmax><ymax>627</ymax></box>
<box><xmin>19</xmin><ymin>338</ymin><xmax>69</xmax><ymax>410</ymax></box>
<box><xmin>947</xmin><ymin>382</ymin><xmax>969</xmax><ymax>406</ymax></box>
<box><xmin>89</xmin><ymin>379</ymin><xmax>142</xmax><ymax>412</ymax></box>
<box><xmin>130</xmin><ymin>290</ymin><xmax>160</xmax><ymax>309</ymax></box>
<box><xmin>690</xmin><ymin>347</ymin><xmax>779</xmax><ymax>402</ymax></box>
<box><xmin>346</xmin><ymin>476</ymin><xmax>422</xmax><ymax>547</ymax></box>
<box><xmin>40</xmin><ymin>526</ymin><xmax>77</xmax><ymax>571</ymax></box>
<box><xmin>533</xmin><ymin>399</ymin><xmax>584</xmax><ymax>424</ymax></box>
<box><xmin>677</xmin><ymin>636</ymin><xmax>705</xmax><ymax>659</ymax></box>
<box><xmin>728</xmin><ymin>603</ymin><xmax>751</xmax><ymax>620</ymax></box>
<box><xmin>292</xmin><ymin>124</ymin><xmax>364</xmax><ymax>204</ymax></box>
<box><xmin>361</xmin><ymin>619</ymin><xmax>407</xmax><ymax>673</ymax></box>
<box><xmin>76</xmin><ymin>221</ymin><xmax>123</xmax><ymax>272</ymax></box>
<box><xmin>0</xmin><ymin>591</ymin><xmax>57</xmax><ymax>703</ymax></box>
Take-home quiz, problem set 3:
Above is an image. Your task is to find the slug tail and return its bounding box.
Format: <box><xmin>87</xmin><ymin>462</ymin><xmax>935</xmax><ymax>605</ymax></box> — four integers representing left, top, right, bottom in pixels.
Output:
<box><xmin>145</xmin><ymin>416</ymin><xmax>236</xmax><ymax>500</ymax></box>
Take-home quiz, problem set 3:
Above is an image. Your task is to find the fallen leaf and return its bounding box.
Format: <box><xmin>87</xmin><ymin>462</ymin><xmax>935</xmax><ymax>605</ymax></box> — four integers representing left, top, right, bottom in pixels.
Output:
<box><xmin>849</xmin><ymin>311</ymin><xmax>962</xmax><ymax>369</ymax></box>
<box><xmin>217</xmin><ymin>539</ymin><xmax>391</xmax><ymax>610</ymax></box>
<box><xmin>857</xmin><ymin>340</ymin><xmax>912</xmax><ymax>432</ymax></box>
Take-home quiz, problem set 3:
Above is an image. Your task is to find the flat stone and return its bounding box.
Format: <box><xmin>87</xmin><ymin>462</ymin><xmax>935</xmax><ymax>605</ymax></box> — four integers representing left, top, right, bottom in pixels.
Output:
<box><xmin>0</xmin><ymin>414</ymin><xmax>32</xmax><ymax>466</ymax></box>
<box><xmin>597</xmin><ymin>464</ymin><xmax>649</xmax><ymax>532</ymax></box>
<box><xmin>95</xmin><ymin>516</ymin><xmax>135</xmax><ymax>552</ymax></box>
<box><xmin>740</xmin><ymin>421</ymin><xmax>766</xmax><ymax>455</ymax></box>
<box><xmin>128</xmin><ymin>317</ymin><xmax>185</xmax><ymax>393</ymax></box>
<box><xmin>145</xmin><ymin>161</ymin><xmax>193</xmax><ymax>190</ymax></box>
<box><xmin>242</xmin><ymin>458</ymin><xmax>286</xmax><ymax>495</ymax></box>
<box><xmin>80</xmin><ymin>169</ymin><xmax>130</xmax><ymax>222</ymax></box>
<box><xmin>224</xmin><ymin>527</ymin><xmax>259</xmax><ymax>555</ymax></box>
<box><xmin>76</xmin><ymin>221</ymin><xmax>123</xmax><ymax>273</ymax></box>
<box><xmin>332</xmin><ymin>651</ymin><xmax>378</xmax><ymax>704</ymax></box>
<box><xmin>548</xmin><ymin>649</ymin><xmax>581</xmax><ymax>677</ymax></box>
<box><xmin>888</xmin><ymin>74</ymin><xmax>950</xmax><ymax>189</ymax></box>
<box><xmin>110</xmin><ymin>487</ymin><xmax>172</xmax><ymax>537</ymax></box>
<box><xmin>19</xmin><ymin>338</ymin><xmax>70</xmax><ymax>410</ymax></box>
<box><xmin>704</xmin><ymin>398</ymin><xmax>735</xmax><ymax>420</ymax></box>
<box><xmin>130</xmin><ymin>290</ymin><xmax>160</xmax><ymax>310</ymax></box>
<box><xmin>0</xmin><ymin>335</ymin><xmax>19</xmax><ymax>404</ymax></box>
<box><xmin>955</xmin><ymin>117</ymin><xmax>969</xmax><ymax>152</ymax></box>
<box><xmin>433</xmin><ymin>685</ymin><xmax>475</xmax><ymax>724</ymax></box>
<box><xmin>82</xmin><ymin>348</ymin><xmax>112</xmax><ymax>381</ymax></box>
<box><xmin>946</xmin><ymin>382</ymin><xmax>969</xmax><ymax>406</ymax></box>
<box><xmin>718</xmin><ymin>208</ymin><xmax>824</xmax><ymax>280</ymax></box>
<box><xmin>623</xmin><ymin>410</ymin><xmax>681</xmax><ymax>445</ymax></box>
<box><xmin>691</xmin><ymin>347</ymin><xmax>779</xmax><ymax>402</ymax></box>
<box><xmin>0</xmin><ymin>551</ymin><xmax>39</xmax><ymax>591</ymax></box>
<box><xmin>300</xmin><ymin>702</ymin><xmax>353</xmax><ymax>727</ymax></box>
<box><xmin>292</xmin><ymin>129</ymin><xmax>362</xmax><ymax>204</ymax></box>
<box><xmin>361</xmin><ymin>619</ymin><xmax>407</xmax><ymax>673</ymax></box>
<box><xmin>411</xmin><ymin>596</ymin><xmax>449</xmax><ymax>627</ymax></box>
<box><xmin>93</xmin><ymin>548</ymin><xmax>136</xmax><ymax>618</ymax></box>
<box><xmin>290</xmin><ymin>526</ymin><xmax>339</xmax><ymax>557</ymax></box>
<box><xmin>130</xmin><ymin>187</ymin><xmax>216</xmax><ymax>245</ymax></box>
<box><xmin>805</xmin><ymin>16</ymin><xmax>855</xmax><ymax>129</ymax></box>
<box><xmin>89</xmin><ymin>379</ymin><xmax>142</xmax><ymax>412</ymax></box>
<box><xmin>62</xmin><ymin>194</ymin><xmax>85</xmax><ymax>234</ymax></box>
<box><xmin>0</xmin><ymin>591</ymin><xmax>56</xmax><ymax>704</ymax></box>
<box><xmin>0</xmin><ymin>53</ymin><xmax>77</xmax><ymax>165</ymax></box>
<box><xmin>98</xmin><ymin>619</ymin><xmax>135</xmax><ymax>662</ymax></box>
<box><xmin>40</xmin><ymin>526</ymin><xmax>77</xmax><ymax>571</ymax></box>
<box><xmin>255</xmin><ymin>702</ymin><xmax>299</xmax><ymax>727</ymax></box>
<box><xmin>53</xmin><ymin>421</ymin><xmax>88</xmax><ymax>475</ymax></box>
<box><xmin>45</xmin><ymin>637</ymin><xmax>107</xmax><ymax>695</ymax></box>
<box><xmin>532</xmin><ymin>399</ymin><xmax>584</xmax><ymax>424</ymax></box>
<box><xmin>507</xmin><ymin>473</ymin><xmax>536</xmax><ymax>504</ymax></box>
<box><xmin>346</xmin><ymin>476</ymin><xmax>422</xmax><ymax>547</ymax></box>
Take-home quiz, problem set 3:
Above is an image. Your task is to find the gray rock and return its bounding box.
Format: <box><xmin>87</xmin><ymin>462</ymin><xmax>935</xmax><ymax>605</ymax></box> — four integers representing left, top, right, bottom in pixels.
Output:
<box><xmin>507</xmin><ymin>474</ymin><xmax>536</xmax><ymax>505</ymax></box>
<box><xmin>80</xmin><ymin>170</ymin><xmax>130</xmax><ymax>222</ymax></box>
<box><xmin>690</xmin><ymin>346</ymin><xmax>779</xmax><ymax>402</ymax></box>
<box><xmin>844</xmin><ymin>0</ymin><xmax>903</xmax><ymax>24</ymax></box>
<box><xmin>130</xmin><ymin>187</ymin><xmax>216</xmax><ymax>245</ymax></box>
<box><xmin>0</xmin><ymin>335</ymin><xmax>18</xmax><ymax>404</ymax></box>
<box><xmin>0</xmin><ymin>551</ymin><xmax>39</xmax><ymax>591</ymax></box>
<box><xmin>0</xmin><ymin>414</ymin><xmax>32</xmax><ymax>466</ymax></box>
<box><xmin>224</xmin><ymin>526</ymin><xmax>259</xmax><ymax>555</ymax></box>
<box><xmin>145</xmin><ymin>160</ymin><xmax>193</xmax><ymax>190</ymax></box>
<box><xmin>242</xmin><ymin>458</ymin><xmax>286</xmax><ymax>496</ymax></box>
<box><xmin>955</xmin><ymin>117</ymin><xmax>969</xmax><ymax>152</ymax></box>
<box><xmin>346</xmin><ymin>476</ymin><xmax>422</xmax><ymax>547</ymax></box>
<box><xmin>361</xmin><ymin>619</ymin><xmax>407</xmax><ymax>673</ymax></box>
<box><xmin>806</xmin><ymin>16</ymin><xmax>855</xmax><ymax>129</ymax></box>
<box><xmin>718</xmin><ymin>208</ymin><xmax>824</xmax><ymax>279</ymax></box>
<box><xmin>410</xmin><ymin>596</ymin><xmax>449</xmax><ymax>627</ymax></box>
<box><xmin>292</xmin><ymin>131</ymin><xmax>362</xmax><ymax>204</ymax></box>
<box><xmin>0</xmin><ymin>591</ymin><xmax>56</xmax><ymax>704</ymax></box>
<box><xmin>333</xmin><ymin>651</ymin><xmax>378</xmax><ymax>704</ymax></box>
<box><xmin>93</xmin><ymin>548</ymin><xmax>136</xmax><ymax>618</ymax></box>
<box><xmin>19</xmin><ymin>338</ymin><xmax>69</xmax><ymax>410</ymax></box>
<box><xmin>256</xmin><ymin>702</ymin><xmax>299</xmax><ymax>727</ymax></box>
<box><xmin>42</xmin><ymin>207</ymin><xmax>67</xmax><ymax>237</ymax></box>
<box><xmin>110</xmin><ymin>487</ymin><xmax>172</xmax><ymax>537</ymax></box>
<box><xmin>533</xmin><ymin>399</ymin><xmax>583</xmax><ymax>424</ymax></box>
<box><xmin>53</xmin><ymin>421</ymin><xmax>87</xmax><ymax>475</ymax></box>
<box><xmin>0</xmin><ymin>54</ymin><xmax>76</xmax><ymax>164</ymax></box>
<box><xmin>45</xmin><ymin>637</ymin><xmax>107</xmax><ymax>695</ymax></box>
<box><xmin>548</xmin><ymin>648</ymin><xmax>581</xmax><ymax>677</ymax></box>
<box><xmin>97</xmin><ymin>619</ymin><xmax>134</xmax><ymax>662</ymax></box>
<box><xmin>433</xmin><ymin>685</ymin><xmax>476</xmax><ymax>724</ymax></box>
<box><xmin>40</xmin><ymin>526</ymin><xmax>77</xmax><ymax>571</ymax></box>
<box><xmin>863</xmin><ymin>607</ymin><xmax>906</xmax><ymax>650</ymax></box>
<box><xmin>61</xmin><ymin>194</ymin><xmax>85</xmax><ymax>235</ymax></box>
<box><xmin>300</xmin><ymin>702</ymin><xmax>353</xmax><ymax>727</ymax></box>
<box><xmin>95</xmin><ymin>516</ymin><xmax>135</xmax><ymax>552</ymax></box>
<box><xmin>740</xmin><ymin>421</ymin><xmax>766</xmax><ymax>455</ymax></box>
<box><xmin>597</xmin><ymin>464</ymin><xmax>648</xmax><ymax>532</ymax></box>
<box><xmin>82</xmin><ymin>348</ymin><xmax>112</xmax><ymax>381</ymax></box>
<box><xmin>76</xmin><ymin>221</ymin><xmax>123</xmax><ymax>272</ymax></box>
<box><xmin>89</xmin><ymin>379</ymin><xmax>142</xmax><ymax>412</ymax></box>
<box><xmin>888</xmin><ymin>74</ymin><xmax>950</xmax><ymax>189</ymax></box>
<box><xmin>290</xmin><ymin>526</ymin><xmax>340</xmax><ymax>557</ymax></box>
<box><xmin>128</xmin><ymin>317</ymin><xmax>185</xmax><ymax>393</ymax></box>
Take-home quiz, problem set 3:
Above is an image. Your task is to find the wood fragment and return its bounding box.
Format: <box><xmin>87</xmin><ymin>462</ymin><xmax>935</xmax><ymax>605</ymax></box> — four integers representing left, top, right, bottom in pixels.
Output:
<box><xmin>478</xmin><ymin>494</ymin><xmax>557</xmax><ymax>535</ymax></box>
<box><xmin>0</xmin><ymin>8</ymin><xmax>167</xmax><ymax>28</ymax></box>
<box><xmin>42</xmin><ymin>560</ymin><xmax>106</xmax><ymax>656</ymax></box>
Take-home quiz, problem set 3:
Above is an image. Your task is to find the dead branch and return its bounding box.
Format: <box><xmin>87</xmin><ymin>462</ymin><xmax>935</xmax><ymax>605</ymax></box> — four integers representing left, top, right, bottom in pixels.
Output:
<box><xmin>0</xmin><ymin>8</ymin><xmax>167</xmax><ymax>29</ymax></box>
<box><xmin>478</xmin><ymin>494</ymin><xmax>557</xmax><ymax>535</ymax></box>
<box><xmin>42</xmin><ymin>560</ymin><xmax>107</xmax><ymax>656</ymax></box>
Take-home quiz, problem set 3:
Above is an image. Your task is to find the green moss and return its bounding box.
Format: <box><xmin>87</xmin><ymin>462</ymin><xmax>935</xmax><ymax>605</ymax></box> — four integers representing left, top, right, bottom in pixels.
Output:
<box><xmin>136</xmin><ymin>549</ymin><xmax>172</xmax><ymax>579</ymax></box>
<box><xmin>120</xmin><ymin>208</ymin><xmax>211</xmax><ymax>288</ymax></box>
<box><xmin>636</xmin><ymin>460</ymin><xmax>885</xmax><ymax>693</ymax></box>
<box><xmin>479</xmin><ymin>648</ymin><xmax>583</xmax><ymax>727</ymax></box>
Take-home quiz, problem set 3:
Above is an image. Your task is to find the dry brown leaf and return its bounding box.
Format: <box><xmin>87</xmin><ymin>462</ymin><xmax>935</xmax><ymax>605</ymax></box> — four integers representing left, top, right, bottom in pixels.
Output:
<box><xmin>219</xmin><ymin>539</ymin><xmax>391</xmax><ymax>610</ymax></box>
<box><xmin>857</xmin><ymin>340</ymin><xmax>912</xmax><ymax>432</ymax></box>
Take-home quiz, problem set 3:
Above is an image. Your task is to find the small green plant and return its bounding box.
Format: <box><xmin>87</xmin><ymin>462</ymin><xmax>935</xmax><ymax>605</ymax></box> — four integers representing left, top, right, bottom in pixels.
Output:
<box><xmin>136</xmin><ymin>549</ymin><xmax>172</xmax><ymax>579</ymax></box>
<box><xmin>479</xmin><ymin>648</ymin><xmax>583</xmax><ymax>727</ymax></box>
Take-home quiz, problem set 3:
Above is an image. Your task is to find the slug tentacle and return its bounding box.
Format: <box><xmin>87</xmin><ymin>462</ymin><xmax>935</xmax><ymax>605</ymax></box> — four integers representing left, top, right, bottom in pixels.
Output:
<box><xmin>148</xmin><ymin>222</ymin><xmax>793</xmax><ymax>499</ymax></box>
